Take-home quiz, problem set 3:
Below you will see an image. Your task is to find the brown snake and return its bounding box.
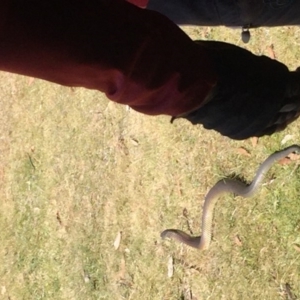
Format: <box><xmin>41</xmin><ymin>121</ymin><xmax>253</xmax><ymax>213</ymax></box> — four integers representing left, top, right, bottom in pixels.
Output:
<box><xmin>161</xmin><ymin>145</ymin><xmax>300</xmax><ymax>250</ymax></box>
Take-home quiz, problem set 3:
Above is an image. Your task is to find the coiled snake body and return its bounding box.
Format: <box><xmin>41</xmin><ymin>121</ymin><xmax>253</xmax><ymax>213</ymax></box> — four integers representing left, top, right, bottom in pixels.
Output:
<box><xmin>161</xmin><ymin>145</ymin><xmax>300</xmax><ymax>250</ymax></box>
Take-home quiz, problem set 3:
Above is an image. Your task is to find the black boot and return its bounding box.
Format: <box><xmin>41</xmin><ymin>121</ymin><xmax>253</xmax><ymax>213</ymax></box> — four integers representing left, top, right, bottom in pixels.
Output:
<box><xmin>178</xmin><ymin>41</ymin><xmax>300</xmax><ymax>140</ymax></box>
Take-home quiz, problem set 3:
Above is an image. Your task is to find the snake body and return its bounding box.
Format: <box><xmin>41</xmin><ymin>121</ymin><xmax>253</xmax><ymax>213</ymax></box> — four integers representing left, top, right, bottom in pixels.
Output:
<box><xmin>161</xmin><ymin>145</ymin><xmax>300</xmax><ymax>250</ymax></box>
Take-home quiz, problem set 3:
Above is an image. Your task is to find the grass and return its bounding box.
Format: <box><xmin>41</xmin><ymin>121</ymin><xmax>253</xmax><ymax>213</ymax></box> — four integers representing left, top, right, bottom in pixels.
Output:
<box><xmin>1</xmin><ymin>26</ymin><xmax>300</xmax><ymax>299</ymax></box>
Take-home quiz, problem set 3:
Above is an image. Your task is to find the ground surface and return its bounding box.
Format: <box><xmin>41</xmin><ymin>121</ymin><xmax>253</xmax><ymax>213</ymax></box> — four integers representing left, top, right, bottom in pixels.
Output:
<box><xmin>0</xmin><ymin>26</ymin><xmax>300</xmax><ymax>300</ymax></box>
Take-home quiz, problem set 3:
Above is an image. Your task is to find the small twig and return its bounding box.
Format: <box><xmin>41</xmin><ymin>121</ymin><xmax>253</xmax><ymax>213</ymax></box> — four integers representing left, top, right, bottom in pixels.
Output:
<box><xmin>27</xmin><ymin>153</ymin><xmax>36</xmax><ymax>170</ymax></box>
<box><xmin>285</xmin><ymin>283</ymin><xmax>297</xmax><ymax>300</ymax></box>
<box><xmin>56</xmin><ymin>211</ymin><xmax>63</xmax><ymax>226</ymax></box>
<box><xmin>174</xmin><ymin>258</ymin><xmax>202</xmax><ymax>273</ymax></box>
<box><xmin>183</xmin><ymin>208</ymin><xmax>194</xmax><ymax>235</ymax></box>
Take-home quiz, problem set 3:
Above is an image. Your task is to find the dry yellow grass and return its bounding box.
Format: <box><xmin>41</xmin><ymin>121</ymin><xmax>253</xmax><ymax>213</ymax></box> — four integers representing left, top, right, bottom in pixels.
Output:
<box><xmin>0</xmin><ymin>26</ymin><xmax>300</xmax><ymax>300</ymax></box>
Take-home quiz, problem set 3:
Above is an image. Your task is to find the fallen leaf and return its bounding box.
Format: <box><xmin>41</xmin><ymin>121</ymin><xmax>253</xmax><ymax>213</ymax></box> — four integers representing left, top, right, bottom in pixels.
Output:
<box><xmin>114</xmin><ymin>231</ymin><xmax>122</xmax><ymax>250</ymax></box>
<box><xmin>267</xmin><ymin>44</ymin><xmax>276</xmax><ymax>59</ymax></box>
<box><xmin>287</xmin><ymin>152</ymin><xmax>300</xmax><ymax>161</ymax></box>
<box><xmin>278</xmin><ymin>153</ymin><xmax>300</xmax><ymax>165</ymax></box>
<box><xmin>182</xmin><ymin>284</ymin><xmax>193</xmax><ymax>300</ymax></box>
<box><xmin>1</xmin><ymin>286</ymin><xmax>6</xmax><ymax>295</ymax></box>
<box><xmin>234</xmin><ymin>235</ymin><xmax>243</xmax><ymax>247</ymax></box>
<box><xmin>27</xmin><ymin>77</ymin><xmax>35</xmax><ymax>86</ymax></box>
<box><xmin>278</xmin><ymin>157</ymin><xmax>292</xmax><ymax>165</ymax></box>
<box><xmin>130</xmin><ymin>137</ymin><xmax>139</xmax><ymax>146</ymax></box>
<box><xmin>293</xmin><ymin>244</ymin><xmax>300</xmax><ymax>252</ymax></box>
<box><xmin>250</xmin><ymin>137</ymin><xmax>258</xmax><ymax>147</ymax></box>
<box><xmin>83</xmin><ymin>270</ymin><xmax>90</xmax><ymax>283</ymax></box>
<box><xmin>281</xmin><ymin>134</ymin><xmax>294</xmax><ymax>145</ymax></box>
<box><xmin>167</xmin><ymin>256</ymin><xmax>174</xmax><ymax>278</ymax></box>
<box><xmin>236</xmin><ymin>147</ymin><xmax>251</xmax><ymax>157</ymax></box>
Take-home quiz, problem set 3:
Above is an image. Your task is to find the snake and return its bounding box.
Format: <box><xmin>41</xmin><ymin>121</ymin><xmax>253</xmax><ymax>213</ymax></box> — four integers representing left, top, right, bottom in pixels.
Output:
<box><xmin>161</xmin><ymin>144</ymin><xmax>300</xmax><ymax>250</ymax></box>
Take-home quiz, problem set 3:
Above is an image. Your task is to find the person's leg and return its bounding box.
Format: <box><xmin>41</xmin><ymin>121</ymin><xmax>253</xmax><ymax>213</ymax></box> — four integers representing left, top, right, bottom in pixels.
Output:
<box><xmin>147</xmin><ymin>0</ymin><xmax>222</xmax><ymax>26</ymax></box>
<box><xmin>1</xmin><ymin>0</ymin><xmax>300</xmax><ymax>140</ymax></box>
<box><xmin>0</xmin><ymin>0</ymin><xmax>216</xmax><ymax>116</ymax></box>
<box><xmin>147</xmin><ymin>0</ymin><xmax>300</xmax><ymax>27</ymax></box>
<box><xmin>178</xmin><ymin>41</ymin><xmax>300</xmax><ymax>140</ymax></box>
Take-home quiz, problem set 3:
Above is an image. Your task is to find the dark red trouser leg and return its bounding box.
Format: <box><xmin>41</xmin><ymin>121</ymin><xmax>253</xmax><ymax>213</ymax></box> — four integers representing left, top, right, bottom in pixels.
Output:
<box><xmin>0</xmin><ymin>0</ymin><xmax>215</xmax><ymax>116</ymax></box>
